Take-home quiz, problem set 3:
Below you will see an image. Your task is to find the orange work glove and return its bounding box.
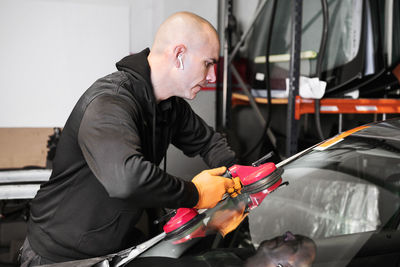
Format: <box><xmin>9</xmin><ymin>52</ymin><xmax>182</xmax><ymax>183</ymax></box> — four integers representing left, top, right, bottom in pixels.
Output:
<box><xmin>192</xmin><ymin>167</ymin><xmax>235</xmax><ymax>209</ymax></box>
<box><xmin>227</xmin><ymin>177</ymin><xmax>242</xmax><ymax>198</ymax></box>
<box><xmin>207</xmin><ymin>202</ymin><xmax>248</xmax><ymax>237</ymax></box>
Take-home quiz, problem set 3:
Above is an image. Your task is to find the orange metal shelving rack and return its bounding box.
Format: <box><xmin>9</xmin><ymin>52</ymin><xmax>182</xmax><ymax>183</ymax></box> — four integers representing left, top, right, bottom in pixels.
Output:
<box><xmin>294</xmin><ymin>96</ymin><xmax>400</xmax><ymax>120</ymax></box>
<box><xmin>232</xmin><ymin>93</ymin><xmax>400</xmax><ymax>120</ymax></box>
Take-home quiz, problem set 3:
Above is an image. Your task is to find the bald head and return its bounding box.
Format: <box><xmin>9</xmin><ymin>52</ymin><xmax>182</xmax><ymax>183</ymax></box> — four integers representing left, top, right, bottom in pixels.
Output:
<box><xmin>151</xmin><ymin>11</ymin><xmax>219</xmax><ymax>54</ymax></box>
<box><xmin>148</xmin><ymin>12</ymin><xmax>220</xmax><ymax>102</ymax></box>
<box><xmin>245</xmin><ymin>233</ymin><xmax>317</xmax><ymax>267</ymax></box>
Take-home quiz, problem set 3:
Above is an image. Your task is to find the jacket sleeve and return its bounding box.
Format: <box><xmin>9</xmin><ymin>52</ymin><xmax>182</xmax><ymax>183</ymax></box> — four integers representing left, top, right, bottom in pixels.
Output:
<box><xmin>78</xmin><ymin>94</ymin><xmax>198</xmax><ymax>207</ymax></box>
<box><xmin>172</xmin><ymin>98</ymin><xmax>237</xmax><ymax>168</ymax></box>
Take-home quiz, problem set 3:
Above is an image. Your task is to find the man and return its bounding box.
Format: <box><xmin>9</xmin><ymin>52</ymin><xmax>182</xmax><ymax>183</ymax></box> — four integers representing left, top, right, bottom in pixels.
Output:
<box><xmin>20</xmin><ymin>11</ymin><xmax>237</xmax><ymax>266</ymax></box>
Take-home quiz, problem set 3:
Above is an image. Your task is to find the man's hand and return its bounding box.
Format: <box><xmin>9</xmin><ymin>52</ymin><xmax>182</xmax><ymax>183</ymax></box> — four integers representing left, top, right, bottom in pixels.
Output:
<box><xmin>227</xmin><ymin>177</ymin><xmax>242</xmax><ymax>198</ymax></box>
<box><xmin>192</xmin><ymin>167</ymin><xmax>235</xmax><ymax>209</ymax></box>
<box><xmin>207</xmin><ymin>202</ymin><xmax>248</xmax><ymax>237</ymax></box>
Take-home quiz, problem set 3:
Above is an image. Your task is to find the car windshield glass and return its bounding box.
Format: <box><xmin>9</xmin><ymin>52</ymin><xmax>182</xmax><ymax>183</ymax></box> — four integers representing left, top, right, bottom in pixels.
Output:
<box><xmin>248</xmin><ymin>0</ymin><xmax>363</xmax><ymax>80</ymax></box>
<box><xmin>249</xmin><ymin>134</ymin><xmax>400</xmax><ymax>264</ymax></box>
<box><xmin>130</xmin><ymin>123</ymin><xmax>400</xmax><ymax>267</ymax></box>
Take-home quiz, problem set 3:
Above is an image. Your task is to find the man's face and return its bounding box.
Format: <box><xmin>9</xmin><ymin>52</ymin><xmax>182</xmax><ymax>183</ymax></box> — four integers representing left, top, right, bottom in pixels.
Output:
<box><xmin>261</xmin><ymin>232</ymin><xmax>301</xmax><ymax>266</ymax></box>
<box><xmin>246</xmin><ymin>231</ymin><xmax>316</xmax><ymax>267</ymax></box>
<box><xmin>174</xmin><ymin>35</ymin><xmax>219</xmax><ymax>100</ymax></box>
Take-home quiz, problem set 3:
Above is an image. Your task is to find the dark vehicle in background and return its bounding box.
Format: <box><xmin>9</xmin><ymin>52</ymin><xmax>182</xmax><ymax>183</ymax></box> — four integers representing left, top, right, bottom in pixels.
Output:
<box><xmin>228</xmin><ymin>0</ymin><xmax>400</xmax><ymax>163</ymax></box>
<box><xmin>247</xmin><ymin>0</ymin><xmax>400</xmax><ymax>98</ymax></box>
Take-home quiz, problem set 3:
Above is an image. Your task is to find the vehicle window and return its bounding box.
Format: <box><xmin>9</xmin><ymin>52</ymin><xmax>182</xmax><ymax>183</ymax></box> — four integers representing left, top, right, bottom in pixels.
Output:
<box><xmin>247</xmin><ymin>0</ymin><xmax>363</xmax><ymax>81</ymax></box>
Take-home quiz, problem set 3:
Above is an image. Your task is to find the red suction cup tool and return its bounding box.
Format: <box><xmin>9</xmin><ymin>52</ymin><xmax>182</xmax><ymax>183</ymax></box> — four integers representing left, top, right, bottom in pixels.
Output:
<box><xmin>163</xmin><ymin>208</ymin><xmax>206</xmax><ymax>243</ymax></box>
<box><xmin>228</xmin><ymin>162</ymin><xmax>284</xmax><ymax>210</ymax></box>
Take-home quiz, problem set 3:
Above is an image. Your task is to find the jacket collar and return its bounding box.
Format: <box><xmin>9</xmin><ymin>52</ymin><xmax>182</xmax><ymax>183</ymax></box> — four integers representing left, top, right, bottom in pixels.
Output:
<box><xmin>116</xmin><ymin>48</ymin><xmax>152</xmax><ymax>87</ymax></box>
<box><xmin>115</xmin><ymin>48</ymin><xmax>173</xmax><ymax>115</ymax></box>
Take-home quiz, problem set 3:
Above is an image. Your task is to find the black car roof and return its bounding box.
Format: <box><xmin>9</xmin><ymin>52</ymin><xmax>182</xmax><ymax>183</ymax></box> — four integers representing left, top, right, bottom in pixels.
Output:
<box><xmin>351</xmin><ymin>118</ymin><xmax>400</xmax><ymax>141</ymax></box>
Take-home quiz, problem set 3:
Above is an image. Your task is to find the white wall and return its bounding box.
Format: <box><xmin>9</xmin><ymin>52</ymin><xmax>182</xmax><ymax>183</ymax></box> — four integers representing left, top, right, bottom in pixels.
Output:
<box><xmin>129</xmin><ymin>0</ymin><xmax>218</xmax><ymax>53</ymax></box>
<box><xmin>0</xmin><ymin>0</ymin><xmax>218</xmax><ymax>127</ymax></box>
<box><xmin>0</xmin><ymin>0</ymin><xmax>130</xmax><ymax>127</ymax></box>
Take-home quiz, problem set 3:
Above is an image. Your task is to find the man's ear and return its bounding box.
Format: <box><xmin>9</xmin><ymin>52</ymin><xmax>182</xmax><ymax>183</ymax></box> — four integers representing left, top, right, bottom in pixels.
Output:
<box><xmin>173</xmin><ymin>45</ymin><xmax>186</xmax><ymax>69</ymax></box>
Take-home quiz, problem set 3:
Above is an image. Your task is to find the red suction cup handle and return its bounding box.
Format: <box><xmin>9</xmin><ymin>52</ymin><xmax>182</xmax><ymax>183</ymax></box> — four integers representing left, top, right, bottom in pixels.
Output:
<box><xmin>163</xmin><ymin>208</ymin><xmax>198</xmax><ymax>234</ymax></box>
<box><xmin>227</xmin><ymin>162</ymin><xmax>277</xmax><ymax>186</ymax></box>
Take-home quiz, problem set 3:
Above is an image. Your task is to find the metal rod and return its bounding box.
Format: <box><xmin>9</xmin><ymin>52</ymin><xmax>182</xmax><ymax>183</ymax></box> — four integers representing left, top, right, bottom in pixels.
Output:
<box><xmin>231</xmin><ymin>65</ymin><xmax>277</xmax><ymax>147</ymax></box>
<box><xmin>221</xmin><ymin>0</ymin><xmax>269</xmax><ymax>129</ymax></box>
<box><xmin>338</xmin><ymin>113</ymin><xmax>343</xmax><ymax>133</ymax></box>
<box><xmin>385</xmin><ymin>0</ymin><xmax>394</xmax><ymax>67</ymax></box>
<box><xmin>221</xmin><ymin>0</ymin><xmax>229</xmax><ymax>128</ymax></box>
<box><xmin>286</xmin><ymin>0</ymin><xmax>303</xmax><ymax>157</ymax></box>
<box><xmin>222</xmin><ymin>41</ymin><xmax>229</xmax><ymax>128</ymax></box>
<box><xmin>231</xmin><ymin>66</ymin><xmax>265</xmax><ymax>126</ymax></box>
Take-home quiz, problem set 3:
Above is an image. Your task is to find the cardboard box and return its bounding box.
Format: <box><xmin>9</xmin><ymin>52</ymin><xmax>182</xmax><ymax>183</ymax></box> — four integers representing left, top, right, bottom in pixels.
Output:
<box><xmin>0</xmin><ymin>128</ymin><xmax>55</xmax><ymax>169</ymax></box>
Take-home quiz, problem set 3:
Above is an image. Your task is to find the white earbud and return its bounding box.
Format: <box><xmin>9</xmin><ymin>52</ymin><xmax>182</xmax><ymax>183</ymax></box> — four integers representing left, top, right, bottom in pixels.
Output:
<box><xmin>178</xmin><ymin>54</ymin><xmax>184</xmax><ymax>70</ymax></box>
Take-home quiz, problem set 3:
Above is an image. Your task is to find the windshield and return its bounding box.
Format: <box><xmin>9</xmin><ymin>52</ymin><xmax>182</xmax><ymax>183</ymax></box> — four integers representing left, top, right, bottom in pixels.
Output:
<box><xmin>249</xmin><ymin>134</ymin><xmax>400</xmax><ymax>265</ymax></box>
<box><xmin>247</xmin><ymin>0</ymin><xmax>363</xmax><ymax>85</ymax></box>
<box><xmin>126</xmin><ymin>123</ymin><xmax>400</xmax><ymax>267</ymax></box>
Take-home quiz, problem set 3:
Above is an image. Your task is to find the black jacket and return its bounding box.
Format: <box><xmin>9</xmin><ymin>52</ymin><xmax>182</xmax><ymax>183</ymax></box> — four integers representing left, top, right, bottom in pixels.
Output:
<box><xmin>28</xmin><ymin>48</ymin><xmax>236</xmax><ymax>262</ymax></box>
